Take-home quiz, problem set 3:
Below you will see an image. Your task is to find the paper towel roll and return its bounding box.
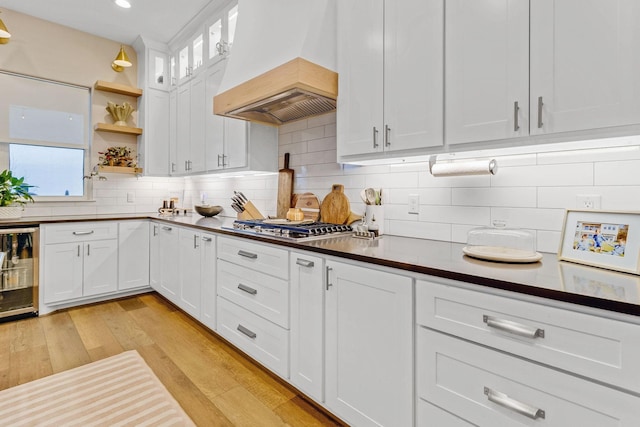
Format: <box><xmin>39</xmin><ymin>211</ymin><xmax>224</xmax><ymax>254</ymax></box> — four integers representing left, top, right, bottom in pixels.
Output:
<box><xmin>430</xmin><ymin>159</ymin><xmax>498</xmax><ymax>177</ymax></box>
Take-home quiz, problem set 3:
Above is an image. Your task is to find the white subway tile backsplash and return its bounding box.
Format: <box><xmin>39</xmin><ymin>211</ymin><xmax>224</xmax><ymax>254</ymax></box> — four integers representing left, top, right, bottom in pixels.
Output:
<box><xmin>536</xmin><ymin>230</ymin><xmax>562</xmax><ymax>253</ymax></box>
<box><xmin>452</xmin><ymin>187</ymin><xmax>536</xmax><ymax>208</ymax></box>
<box><xmin>491</xmin><ymin>207</ymin><xmax>565</xmax><ymax>231</ymax></box>
<box><xmin>491</xmin><ymin>163</ymin><xmax>594</xmax><ymax>187</ymax></box>
<box><xmin>388</xmin><ymin>220</ymin><xmax>452</xmax><ymax>241</ymax></box>
<box><xmin>420</xmin><ymin>206</ymin><xmax>490</xmax><ymax>226</ymax></box>
<box><xmin>595</xmin><ymin>160</ymin><xmax>640</xmax><ymax>186</ymax></box>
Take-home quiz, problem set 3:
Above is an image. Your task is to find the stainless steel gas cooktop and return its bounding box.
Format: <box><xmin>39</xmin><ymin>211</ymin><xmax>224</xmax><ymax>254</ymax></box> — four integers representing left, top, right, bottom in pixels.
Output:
<box><xmin>224</xmin><ymin>219</ymin><xmax>353</xmax><ymax>241</ymax></box>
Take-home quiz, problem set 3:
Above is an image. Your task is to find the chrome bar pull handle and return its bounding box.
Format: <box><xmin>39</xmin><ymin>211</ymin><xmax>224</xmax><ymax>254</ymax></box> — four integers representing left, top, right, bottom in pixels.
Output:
<box><xmin>483</xmin><ymin>315</ymin><xmax>545</xmax><ymax>339</ymax></box>
<box><xmin>484</xmin><ymin>387</ymin><xmax>545</xmax><ymax>420</ymax></box>
<box><xmin>194</xmin><ymin>234</ymin><xmax>199</xmax><ymax>249</ymax></box>
<box><xmin>217</xmin><ymin>154</ymin><xmax>221</xmax><ymax>167</ymax></box>
<box><xmin>537</xmin><ymin>96</ymin><xmax>544</xmax><ymax>128</ymax></box>
<box><xmin>162</xmin><ymin>226</ymin><xmax>172</xmax><ymax>231</ymax></box>
<box><xmin>202</xmin><ymin>236</ymin><xmax>213</xmax><ymax>242</ymax></box>
<box><xmin>513</xmin><ymin>101</ymin><xmax>520</xmax><ymax>132</ymax></box>
<box><xmin>238</xmin><ymin>283</ymin><xmax>258</xmax><ymax>295</ymax></box>
<box><xmin>237</xmin><ymin>250</ymin><xmax>258</xmax><ymax>259</ymax></box>
<box><xmin>372</xmin><ymin>126</ymin><xmax>379</xmax><ymax>148</ymax></box>
<box><xmin>296</xmin><ymin>258</ymin><xmax>315</xmax><ymax>268</ymax></box>
<box><xmin>77</xmin><ymin>245</ymin><xmax>81</xmax><ymax>257</ymax></box>
<box><xmin>171</xmin><ymin>162</ymin><xmax>176</xmax><ymax>173</ymax></box>
<box><xmin>237</xmin><ymin>324</ymin><xmax>257</xmax><ymax>339</ymax></box>
<box><xmin>87</xmin><ymin>244</ymin><xmax>90</xmax><ymax>256</ymax></box>
<box><xmin>326</xmin><ymin>266</ymin><xmax>333</xmax><ymax>290</ymax></box>
<box><xmin>384</xmin><ymin>124</ymin><xmax>391</xmax><ymax>147</ymax></box>
<box><xmin>153</xmin><ymin>225</ymin><xmax>158</xmax><ymax>236</ymax></box>
<box><xmin>222</xmin><ymin>155</ymin><xmax>228</xmax><ymax>167</ymax></box>
<box><xmin>73</xmin><ymin>230</ymin><xmax>94</xmax><ymax>236</ymax></box>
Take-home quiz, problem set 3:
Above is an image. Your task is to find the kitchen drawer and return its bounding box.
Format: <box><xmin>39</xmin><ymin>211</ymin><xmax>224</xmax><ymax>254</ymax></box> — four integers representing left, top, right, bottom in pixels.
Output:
<box><xmin>217</xmin><ymin>236</ymin><xmax>289</xmax><ymax>280</ymax></box>
<box><xmin>417</xmin><ymin>328</ymin><xmax>640</xmax><ymax>426</ymax></box>
<box><xmin>217</xmin><ymin>297</ymin><xmax>289</xmax><ymax>378</ymax></box>
<box><xmin>416</xmin><ymin>280</ymin><xmax>640</xmax><ymax>394</ymax></box>
<box><xmin>42</xmin><ymin>222</ymin><xmax>118</xmax><ymax>244</ymax></box>
<box><xmin>217</xmin><ymin>259</ymin><xmax>289</xmax><ymax>328</ymax></box>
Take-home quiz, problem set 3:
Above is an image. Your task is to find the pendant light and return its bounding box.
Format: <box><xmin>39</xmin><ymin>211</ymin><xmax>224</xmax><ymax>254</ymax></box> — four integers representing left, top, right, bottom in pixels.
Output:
<box><xmin>112</xmin><ymin>45</ymin><xmax>132</xmax><ymax>72</ymax></box>
<box><xmin>0</xmin><ymin>10</ymin><xmax>11</xmax><ymax>44</ymax></box>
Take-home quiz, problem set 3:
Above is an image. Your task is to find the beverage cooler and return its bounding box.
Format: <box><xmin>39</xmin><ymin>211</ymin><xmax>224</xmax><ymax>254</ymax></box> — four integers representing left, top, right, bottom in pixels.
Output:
<box><xmin>0</xmin><ymin>227</ymin><xmax>39</xmax><ymax>321</ymax></box>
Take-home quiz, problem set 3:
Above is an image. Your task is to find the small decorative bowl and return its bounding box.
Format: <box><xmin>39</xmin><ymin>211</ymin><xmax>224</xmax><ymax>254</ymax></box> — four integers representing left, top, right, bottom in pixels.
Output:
<box><xmin>194</xmin><ymin>205</ymin><xmax>223</xmax><ymax>217</ymax></box>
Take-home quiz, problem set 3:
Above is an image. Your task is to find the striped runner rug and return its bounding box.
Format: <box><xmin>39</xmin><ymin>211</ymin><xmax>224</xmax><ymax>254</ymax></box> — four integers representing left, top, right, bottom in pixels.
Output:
<box><xmin>0</xmin><ymin>350</ymin><xmax>196</xmax><ymax>426</ymax></box>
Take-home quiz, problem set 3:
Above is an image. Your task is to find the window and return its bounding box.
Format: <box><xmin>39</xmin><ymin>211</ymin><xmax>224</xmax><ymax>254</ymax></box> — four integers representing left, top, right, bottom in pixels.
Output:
<box><xmin>0</xmin><ymin>71</ymin><xmax>91</xmax><ymax>200</ymax></box>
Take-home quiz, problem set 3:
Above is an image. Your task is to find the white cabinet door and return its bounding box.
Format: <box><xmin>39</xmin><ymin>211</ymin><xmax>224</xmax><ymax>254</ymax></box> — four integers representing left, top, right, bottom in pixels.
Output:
<box><xmin>149</xmin><ymin>223</ymin><xmax>161</xmax><ymax>291</ymax></box>
<box><xmin>384</xmin><ymin>0</ymin><xmax>443</xmax><ymax>152</ymax></box>
<box><xmin>189</xmin><ymin>72</ymin><xmax>206</xmax><ymax>173</ymax></box>
<box><xmin>83</xmin><ymin>239</ymin><xmax>118</xmax><ymax>297</ymax></box>
<box><xmin>205</xmin><ymin>60</ymin><xmax>227</xmax><ymax>171</ymax></box>
<box><xmin>530</xmin><ymin>0</ymin><xmax>640</xmax><ymax>135</ymax></box>
<box><xmin>118</xmin><ymin>221</ymin><xmax>150</xmax><ymax>290</ymax></box>
<box><xmin>337</xmin><ymin>0</ymin><xmax>384</xmax><ymax>157</ymax></box>
<box><xmin>200</xmin><ymin>233</ymin><xmax>216</xmax><ymax>330</ymax></box>
<box><xmin>223</xmin><ymin>119</ymin><xmax>248</xmax><ymax>169</ymax></box>
<box><xmin>144</xmin><ymin>88</ymin><xmax>170</xmax><ymax>176</ymax></box>
<box><xmin>158</xmin><ymin>224</ymin><xmax>180</xmax><ymax>303</ymax></box>
<box><xmin>325</xmin><ymin>261</ymin><xmax>413</xmax><ymax>427</ymax></box>
<box><xmin>176</xmin><ymin>83</ymin><xmax>191</xmax><ymax>174</ymax></box>
<box><xmin>290</xmin><ymin>252</ymin><xmax>324</xmax><ymax>403</ymax></box>
<box><xmin>169</xmin><ymin>89</ymin><xmax>178</xmax><ymax>174</ymax></box>
<box><xmin>43</xmin><ymin>242</ymin><xmax>83</xmax><ymax>303</ymax></box>
<box><xmin>445</xmin><ymin>0</ymin><xmax>529</xmax><ymax>145</ymax></box>
<box><xmin>178</xmin><ymin>228</ymin><xmax>202</xmax><ymax>319</ymax></box>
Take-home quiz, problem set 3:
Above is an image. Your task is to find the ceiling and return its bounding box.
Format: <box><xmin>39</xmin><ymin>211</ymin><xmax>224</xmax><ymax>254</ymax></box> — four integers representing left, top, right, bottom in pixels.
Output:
<box><xmin>0</xmin><ymin>0</ymin><xmax>216</xmax><ymax>45</ymax></box>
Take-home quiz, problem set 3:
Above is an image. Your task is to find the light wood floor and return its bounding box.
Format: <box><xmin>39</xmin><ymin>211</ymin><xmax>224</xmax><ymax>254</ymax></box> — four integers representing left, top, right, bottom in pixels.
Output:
<box><xmin>0</xmin><ymin>293</ymin><xmax>343</xmax><ymax>427</ymax></box>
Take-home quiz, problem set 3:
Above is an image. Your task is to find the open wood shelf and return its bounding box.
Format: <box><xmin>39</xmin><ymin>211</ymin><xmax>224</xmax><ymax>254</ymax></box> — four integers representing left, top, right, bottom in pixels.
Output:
<box><xmin>94</xmin><ymin>81</ymin><xmax>143</xmax><ymax>97</ymax></box>
<box><xmin>94</xmin><ymin>123</ymin><xmax>143</xmax><ymax>135</ymax></box>
<box><xmin>98</xmin><ymin>166</ymin><xmax>143</xmax><ymax>174</ymax></box>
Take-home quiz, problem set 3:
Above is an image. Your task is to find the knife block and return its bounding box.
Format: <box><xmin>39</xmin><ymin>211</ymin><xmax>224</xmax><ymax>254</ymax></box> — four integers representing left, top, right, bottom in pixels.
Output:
<box><xmin>237</xmin><ymin>200</ymin><xmax>264</xmax><ymax>220</ymax></box>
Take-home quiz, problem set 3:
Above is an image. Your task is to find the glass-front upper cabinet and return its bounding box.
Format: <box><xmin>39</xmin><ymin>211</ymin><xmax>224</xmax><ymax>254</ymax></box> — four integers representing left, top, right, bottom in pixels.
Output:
<box><xmin>207</xmin><ymin>2</ymin><xmax>239</xmax><ymax>63</ymax></box>
<box><xmin>148</xmin><ymin>48</ymin><xmax>169</xmax><ymax>90</ymax></box>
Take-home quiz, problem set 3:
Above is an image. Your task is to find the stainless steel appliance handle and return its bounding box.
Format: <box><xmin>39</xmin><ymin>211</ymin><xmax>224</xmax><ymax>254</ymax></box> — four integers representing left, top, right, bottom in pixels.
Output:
<box><xmin>513</xmin><ymin>101</ymin><xmax>520</xmax><ymax>132</ymax></box>
<box><xmin>237</xmin><ymin>324</ymin><xmax>257</xmax><ymax>339</ymax></box>
<box><xmin>325</xmin><ymin>266</ymin><xmax>333</xmax><ymax>290</ymax></box>
<box><xmin>484</xmin><ymin>387</ymin><xmax>545</xmax><ymax>420</ymax></box>
<box><xmin>238</xmin><ymin>283</ymin><xmax>257</xmax><ymax>295</ymax></box>
<box><xmin>372</xmin><ymin>126</ymin><xmax>379</xmax><ymax>148</ymax></box>
<box><xmin>483</xmin><ymin>315</ymin><xmax>545</xmax><ymax>339</ymax></box>
<box><xmin>73</xmin><ymin>230</ymin><xmax>94</xmax><ymax>236</ymax></box>
<box><xmin>385</xmin><ymin>124</ymin><xmax>391</xmax><ymax>147</ymax></box>
<box><xmin>296</xmin><ymin>258</ymin><xmax>314</xmax><ymax>268</ymax></box>
<box><xmin>537</xmin><ymin>96</ymin><xmax>544</xmax><ymax>128</ymax></box>
<box><xmin>237</xmin><ymin>250</ymin><xmax>257</xmax><ymax>259</ymax></box>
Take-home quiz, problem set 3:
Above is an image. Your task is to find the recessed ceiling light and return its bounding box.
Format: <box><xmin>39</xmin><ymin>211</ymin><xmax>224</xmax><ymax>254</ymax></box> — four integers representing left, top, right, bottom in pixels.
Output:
<box><xmin>115</xmin><ymin>0</ymin><xmax>131</xmax><ymax>9</ymax></box>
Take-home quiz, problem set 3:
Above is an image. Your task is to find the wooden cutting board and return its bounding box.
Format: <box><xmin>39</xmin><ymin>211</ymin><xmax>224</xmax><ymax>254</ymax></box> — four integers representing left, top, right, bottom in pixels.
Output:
<box><xmin>277</xmin><ymin>153</ymin><xmax>294</xmax><ymax>218</ymax></box>
<box><xmin>294</xmin><ymin>192</ymin><xmax>321</xmax><ymax>221</ymax></box>
<box><xmin>320</xmin><ymin>184</ymin><xmax>350</xmax><ymax>224</ymax></box>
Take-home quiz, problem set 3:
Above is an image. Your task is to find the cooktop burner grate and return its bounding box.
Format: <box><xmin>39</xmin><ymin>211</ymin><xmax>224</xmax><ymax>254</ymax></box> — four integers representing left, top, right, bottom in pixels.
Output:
<box><xmin>225</xmin><ymin>219</ymin><xmax>353</xmax><ymax>241</ymax></box>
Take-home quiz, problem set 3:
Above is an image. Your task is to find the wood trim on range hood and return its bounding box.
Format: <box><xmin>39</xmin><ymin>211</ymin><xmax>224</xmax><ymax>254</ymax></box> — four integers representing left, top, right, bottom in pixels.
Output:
<box><xmin>213</xmin><ymin>57</ymin><xmax>338</xmax><ymax>126</ymax></box>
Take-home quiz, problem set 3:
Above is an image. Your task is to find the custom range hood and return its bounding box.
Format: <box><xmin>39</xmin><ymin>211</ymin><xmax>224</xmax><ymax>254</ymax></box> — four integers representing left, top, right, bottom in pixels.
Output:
<box><xmin>213</xmin><ymin>0</ymin><xmax>337</xmax><ymax>126</ymax></box>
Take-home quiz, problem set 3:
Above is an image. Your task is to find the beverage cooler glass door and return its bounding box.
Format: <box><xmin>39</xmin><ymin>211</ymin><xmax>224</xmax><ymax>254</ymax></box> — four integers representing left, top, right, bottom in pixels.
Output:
<box><xmin>0</xmin><ymin>227</ymin><xmax>39</xmax><ymax>320</ymax></box>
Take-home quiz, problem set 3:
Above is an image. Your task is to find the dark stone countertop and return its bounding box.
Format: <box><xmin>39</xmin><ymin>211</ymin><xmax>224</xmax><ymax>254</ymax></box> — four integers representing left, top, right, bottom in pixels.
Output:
<box><xmin>14</xmin><ymin>213</ymin><xmax>640</xmax><ymax>318</ymax></box>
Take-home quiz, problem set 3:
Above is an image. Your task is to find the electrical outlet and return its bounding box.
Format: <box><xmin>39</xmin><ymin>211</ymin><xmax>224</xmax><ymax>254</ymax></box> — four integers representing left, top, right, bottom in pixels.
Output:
<box><xmin>576</xmin><ymin>194</ymin><xmax>601</xmax><ymax>210</ymax></box>
<box><xmin>127</xmin><ymin>192</ymin><xmax>135</xmax><ymax>203</ymax></box>
<box><xmin>408</xmin><ymin>194</ymin><xmax>420</xmax><ymax>214</ymax></box>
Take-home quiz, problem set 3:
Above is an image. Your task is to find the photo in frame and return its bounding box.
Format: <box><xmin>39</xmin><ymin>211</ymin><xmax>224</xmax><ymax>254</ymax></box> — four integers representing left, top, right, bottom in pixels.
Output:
<box><xmin>558</xmin><ymin>210</ymin><xmax>640</xmax><ymax>275</ymax></box>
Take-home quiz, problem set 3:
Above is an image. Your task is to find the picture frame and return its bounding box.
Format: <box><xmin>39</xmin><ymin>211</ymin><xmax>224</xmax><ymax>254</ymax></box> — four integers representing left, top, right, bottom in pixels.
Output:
<box><xmin>558</xmin><ymin>210</ymin><xmax>640</xmax><ymax>275</ymax></box>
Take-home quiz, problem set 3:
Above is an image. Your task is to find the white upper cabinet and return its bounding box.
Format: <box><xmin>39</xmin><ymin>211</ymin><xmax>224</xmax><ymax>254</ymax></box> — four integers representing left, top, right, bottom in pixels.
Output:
<box><xmin>446</xmin><ymin>0</ymin><xmax>640</xmax><ymax>146</ymax></box>
<box><xmin>445</xmin><ymin>0</ymin><xmax>529</xmax><ymax>145</ymax></box>
<box><xmin>337</xmin><ymin>0</ymin><xmax>443</xmax><ymax>159</ymax></box>
<box><xmin>207</xmin><ymin>3</ymin><xmax>238</xmax><ymax>64</ymax></box>
<box><xmin>530</xmin><ymin>0</ymin><xmax>640</xmax><ymax>135</ymax></box>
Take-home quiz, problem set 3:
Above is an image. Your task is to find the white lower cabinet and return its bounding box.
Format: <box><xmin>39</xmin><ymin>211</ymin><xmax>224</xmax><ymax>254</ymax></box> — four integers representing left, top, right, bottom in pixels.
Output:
<box><xmin>150</xmin><ymin>222</ymin><xmax>216</xmax><ymax>326</ymax></box>
<box><xmin>325</xmin><ymin>260</ymin><xmax>413</xmax><ymax>427</ymax></box>
<box><xmin>42</xmin><ymin>222</ymin><xmax>118</xmax><ymax>304</ymax></box>
<box><xmin>416</xmin><ymin>280</ymin><xmax>640</xmax><ymax>426</ymax></box>
<box><xmin>289</xmin><ymin>252</ymin><xmax>325</xmax><ymax>403</ymax></box>
<box><xmin>417</xmin><ymin>328</ymin><xmax>640</xmax><ymax>426</ymax></box>
<box><xmin>216</xmin><ymin>236</ymin><xmax>290</xmax><ymax>378</ymax></box>
<box><xmin>118</xmin><ymin>221</ymin><xmax>150</xmax><ymax>290</ymax></box>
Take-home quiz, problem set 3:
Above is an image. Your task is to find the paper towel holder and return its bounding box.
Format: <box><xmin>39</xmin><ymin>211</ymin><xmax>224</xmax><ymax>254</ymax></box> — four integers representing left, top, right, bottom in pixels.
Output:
<box><xmin>428</xmin><ymin>155</ymin><xmax>498</xmax><ymax>177</ymax></box>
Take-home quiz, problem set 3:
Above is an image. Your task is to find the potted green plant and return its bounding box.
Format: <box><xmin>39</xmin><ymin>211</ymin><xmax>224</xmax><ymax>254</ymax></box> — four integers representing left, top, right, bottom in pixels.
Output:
<box><xmin>0</xmin><ymin>170</ymin><xmax>35</xmax><ymax>219</ymax></box>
